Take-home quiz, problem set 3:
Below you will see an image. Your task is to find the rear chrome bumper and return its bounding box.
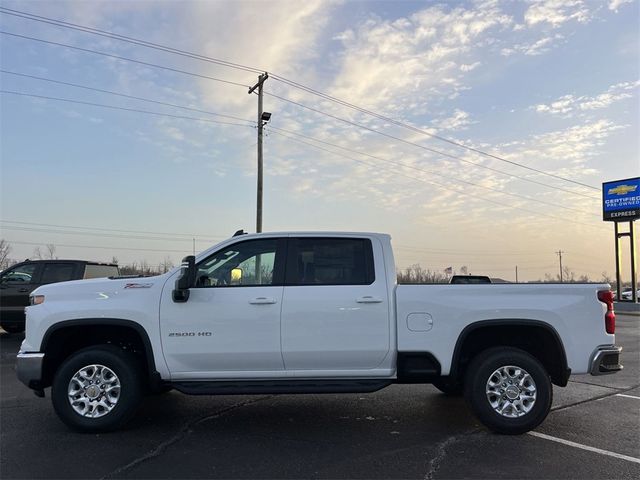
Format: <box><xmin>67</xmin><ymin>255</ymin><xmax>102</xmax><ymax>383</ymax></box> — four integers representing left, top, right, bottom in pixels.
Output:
<box><xmin>16</xmin><ymin>352</ymin><xmax>45</xmax><ymax>389</ymax></box>
<box><xmin>589</xmin><ymin>346</ymin><xmax>623</xmax><ymax>375</ymax></box>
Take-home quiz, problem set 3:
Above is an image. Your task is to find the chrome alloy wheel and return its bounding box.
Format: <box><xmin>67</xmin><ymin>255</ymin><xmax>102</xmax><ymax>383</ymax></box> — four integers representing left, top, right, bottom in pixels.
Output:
<box><xmin>67</xmin><ymin>364</ymin><xmax>121</xmax><ymax>418</ymax></box>
<box><xmin>485</xmin><ymin>365</ymin><xmax>537</xmax><ymax>418</ymax></box>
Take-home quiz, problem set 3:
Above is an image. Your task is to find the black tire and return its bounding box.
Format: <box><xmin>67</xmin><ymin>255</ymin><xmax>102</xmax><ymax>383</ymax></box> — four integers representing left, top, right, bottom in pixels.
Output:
<box><xmin>432</xmin><ymin>378</ymin><xmax>464</xmax><ymax>396</ymax></box>
<box><xmin>52</xmin><ymin>345</ymin><xmax>143</xmax><ymax>432</ymax></box>
<box><xmin>464</xmin><ymin>347</ymin><xmax>552</xmax><ymax>435</ymax></box>
<box><xmin>1</xmin><ymin>323</ymin><xmax>24</xmax><ymax>334</ymax></box>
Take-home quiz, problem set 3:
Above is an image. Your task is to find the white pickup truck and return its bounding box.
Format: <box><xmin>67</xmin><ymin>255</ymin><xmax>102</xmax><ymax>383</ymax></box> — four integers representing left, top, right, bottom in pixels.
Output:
<box><xmin>16</xmin><ymin>231</ymin><xmax>622</xmax><ymax>434</ymax></box>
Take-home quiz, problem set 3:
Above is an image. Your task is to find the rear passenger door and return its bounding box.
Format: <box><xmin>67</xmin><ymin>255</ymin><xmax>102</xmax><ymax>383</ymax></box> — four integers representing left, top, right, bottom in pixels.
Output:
<box><xmin>281</xmin><ymin>236</ymin><xmax>391</xmax><ymax>374</ymax></box>
<box><xmin>39</xmin><ymin>263</ymin><xmax>80</xmax><ymax>285</ymax></box>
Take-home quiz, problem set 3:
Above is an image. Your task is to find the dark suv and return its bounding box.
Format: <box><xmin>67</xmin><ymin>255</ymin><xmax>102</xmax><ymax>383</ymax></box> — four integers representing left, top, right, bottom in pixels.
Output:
<box><xmin>0</xmin><ymin>260</ymin><xmax>119</xmax><ymax>333</ymax></box>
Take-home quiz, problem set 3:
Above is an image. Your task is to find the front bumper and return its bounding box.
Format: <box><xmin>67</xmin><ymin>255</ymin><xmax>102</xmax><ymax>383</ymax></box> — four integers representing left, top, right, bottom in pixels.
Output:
<box><xmin>589</xmin><ymin>345</ymin><xmax>623</xmax><ymax>375</ymax></box>
<box><xmin>16</xmin><ymin>352</ymin><xmax>45</xmax><ymax>389</ymax></box>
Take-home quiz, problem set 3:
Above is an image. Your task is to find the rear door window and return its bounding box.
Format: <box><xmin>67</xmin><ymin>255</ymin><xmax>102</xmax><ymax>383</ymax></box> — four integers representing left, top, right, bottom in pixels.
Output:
<box><xmin>40</xmin><ymin>263</ymin><xmax>77</xmax><ymax>284</ymax></box>
<box><xmin>286</xmin><ymin>238</ymin><xmax>375</xmax><ymax>285</ymax></box>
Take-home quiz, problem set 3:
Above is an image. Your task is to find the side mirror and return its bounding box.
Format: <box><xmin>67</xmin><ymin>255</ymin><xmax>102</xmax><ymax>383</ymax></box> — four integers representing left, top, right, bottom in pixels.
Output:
<box><xmin>172</xmin><ymin>255</ymin><xmax>196</xmax><ymax>303</ymax></box>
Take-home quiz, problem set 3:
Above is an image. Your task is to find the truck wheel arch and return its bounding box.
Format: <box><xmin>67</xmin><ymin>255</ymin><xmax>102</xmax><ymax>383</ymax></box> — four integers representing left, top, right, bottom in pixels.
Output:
<box><xmin>449</xmin><ymin>319</ymin><xmax>570</xmax><ymax>387</ymax></box>
<box><xmin>39</xmin><ymin>319</ymin><xmax>160</xmax><ymax>389</ymax></box>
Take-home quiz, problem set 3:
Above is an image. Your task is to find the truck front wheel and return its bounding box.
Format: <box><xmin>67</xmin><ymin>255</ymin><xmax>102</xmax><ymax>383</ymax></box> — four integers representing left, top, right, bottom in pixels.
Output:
<box><xmin>464</xmin><ymin>347</ymin><xmax>552</xmax><ymax>434</ymax></box>
<box><xmin>51</xmin><ymin>345</ymin><xmax>143</xmax><ymax>432</ymax></box>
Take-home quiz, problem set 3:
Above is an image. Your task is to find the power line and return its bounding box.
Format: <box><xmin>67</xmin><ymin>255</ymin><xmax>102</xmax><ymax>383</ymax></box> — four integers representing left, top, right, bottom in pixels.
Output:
<box><xmin>2</xmin><ymin>68</ymin><xmax>592</xmax><ymax>214</ymax></box>
<box><xmin>0</xmin><ymin>30</ymin><xmax>600</xmax><ymax>200</ymax></box>
<box><xmin>0</xmin><ymin>6</ymin><xmax>600</xmax><ymax>192</ymax></box>
<box><xmin>5</xmin><ymin>239</ymin><xmax>191</xmax><ymax>254</ymax></box>
<box><xmin>2</xmin><ymin>87</ymin><xmax>605</xmax><ymax>231</ymax></box>
<box><xmin>266</xmin><ymin>94</ymin><xmax>600</xmax><ymax>200</ymax></box>
<box><xmin>268</xmin><ymin>125</ymin><xmax>597</xmax><ymax>216</ymax></box>
<box><xmin>268</xmin><ymin>75</ymin><xmax>599</xmax><ymax>190</ymax></box>
<box><xmin>0</xmin><ymin>225</ymin><xmax>219</xmax><ymax>243</ymax></box>
<box><xmin>0</xmin><ymin>73</ymin><xmax>598</xmax><ymax>216</ymax></box>
<box><xmin>0</xmin><ymin>220</ymin><xmax>563</xmax><ymax>259</ymax></box>
<box><xmin>0</xmin><ymin>7</ymin><xmax>264</xmax><ymax>74</ymax></box>
<box><xmin>394</xmin><ymin>245</ymin><xmax>557</xmax><ymax>256</ymax></box>
<box><xmin>0</xmin><ymin>220</ymin><xmax>223</xmax><ymax>239</ymax></box>
<box><xmin>0</xmin><ymin>70</ymin><xmax>254</xmax><ymax>124</ymax></box>
<box><xmin>267</xmin><ymin>128</ymin><xmax>608</xmax><ymax>231</ymax></box>
<box><xmin>0</xmin><ymin>90</ymin><xmax>255</xmax><ymax>128</ymax></box>
<box><xmin>0</xmin><ymin>31</ymin><xmax>251</xmax><ymax>89</ymax></box>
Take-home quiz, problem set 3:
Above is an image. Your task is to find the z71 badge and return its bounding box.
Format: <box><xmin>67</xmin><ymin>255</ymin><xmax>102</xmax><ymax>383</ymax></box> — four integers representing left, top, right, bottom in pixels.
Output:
<box><xmin>124</xmin><ymin>283</ymin><xmax>154</xmax><ymax>289</ymax></box>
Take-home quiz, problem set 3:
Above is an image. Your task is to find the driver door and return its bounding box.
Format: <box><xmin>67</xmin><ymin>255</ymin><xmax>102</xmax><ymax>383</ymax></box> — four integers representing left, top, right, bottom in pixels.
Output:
<box><xmin>160</xmin><ymin>237</ymin><xmax>287</xmax><ymax>379</ymax></box>
<box><xmin>0</xmin><ymin>262</ymin><xmax>42</xmax><ymax>325</ymax></box>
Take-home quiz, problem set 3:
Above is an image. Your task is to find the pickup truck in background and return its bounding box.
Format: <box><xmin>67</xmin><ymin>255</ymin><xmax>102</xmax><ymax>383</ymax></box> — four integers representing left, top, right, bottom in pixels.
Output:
<box><xmin>0</xmin><ymin>260</ymin><xmax>119</xmax><ymax>334</ymax></box>
<box><xmin>16</xmin><ymin>232</ymin><xmax>622</xmax><ymax>434</ymax></box>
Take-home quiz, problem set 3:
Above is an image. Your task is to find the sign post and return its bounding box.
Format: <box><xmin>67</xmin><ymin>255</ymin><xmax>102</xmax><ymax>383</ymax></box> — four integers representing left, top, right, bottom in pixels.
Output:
<box><xmin>602</xmin><ymin>177</ymin><xmax>639</xmax><ymax>303</ymax></box>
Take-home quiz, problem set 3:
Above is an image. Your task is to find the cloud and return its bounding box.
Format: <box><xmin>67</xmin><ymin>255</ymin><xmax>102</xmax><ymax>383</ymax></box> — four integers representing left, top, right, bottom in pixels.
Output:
<box><xmin>498</xmin><ymin>119</ymin><xmax>627</xmax><ymax>174</ymax></box>
<box><xmin>460</xmin><ymin>62</ymin><xmax>481</xmax><ymax>72</ymax></box>
<box><xmin>608</xmin><ymin>0</ymin><xmax>634</xmax><ymax>11</ymax></box>
<box><xmin>327</xmin><ymin>3</ymin><xmax>513</xmax><ymax>115</ymax></box>
<box><xmin>501</xmin><ymin>33</ymin><xmax>565</xmax><ymax>56</ymax></box>
<box><xmin>524</xmin><ymin>0</ymin><xmax>592</xmax><ymax>28</ymax></box>
<box><xmin>533</xmin><ymin>81</ymin><xmax>639</xmax><ymax>117</ymax></box>
<box><xmin>178</xmin><ymin>0</ymin><xmax>340</xmax><ymax>116</ymax></box>
<box><xmin>432</xmin><ymin>109</ymin><xmax>475</xmax><ymax>131</ymax></box>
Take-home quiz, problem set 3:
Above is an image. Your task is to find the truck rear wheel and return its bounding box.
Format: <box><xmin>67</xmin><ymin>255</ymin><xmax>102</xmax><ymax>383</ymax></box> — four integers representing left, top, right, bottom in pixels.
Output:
<box><xmin>464</xmin><ymin>347</ymin><xmax>552</xmax><ymax>434</ymax></box>
<box><xmin>51</xmin><ymin>345</ymin><xmax>143</xmax><ymax>432</ymax></box>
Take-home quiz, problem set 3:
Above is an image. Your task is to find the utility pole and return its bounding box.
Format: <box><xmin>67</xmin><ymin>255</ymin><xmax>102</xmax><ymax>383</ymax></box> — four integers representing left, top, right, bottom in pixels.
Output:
<box><xmin>248</xmin><ymin>73</ymin><xmax>270</xmax><ymax>233</ymax></box>
<box><xmin>515</xmin><ymin>265</ymin><xmax>518</xmax><ymax>283</ymax></box>
<box><xmin>556</xmin><ymin>250</ymin><xmax>564</xmax><ymax>282</ymax></box>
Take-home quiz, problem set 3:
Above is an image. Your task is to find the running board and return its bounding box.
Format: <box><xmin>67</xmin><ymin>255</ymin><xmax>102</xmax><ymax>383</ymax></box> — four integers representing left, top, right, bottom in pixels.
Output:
<box><xmin>170</xmin><ymin>379</ymin><xmax>392</xmax><ymax>395</ymax></box>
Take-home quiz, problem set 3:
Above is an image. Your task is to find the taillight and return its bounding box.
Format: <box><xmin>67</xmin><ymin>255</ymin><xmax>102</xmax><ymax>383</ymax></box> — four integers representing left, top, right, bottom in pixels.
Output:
<box><xmin>597</xmin><ymin>290</ymin><xmax>615</xmax><ymax>334</ymax></box>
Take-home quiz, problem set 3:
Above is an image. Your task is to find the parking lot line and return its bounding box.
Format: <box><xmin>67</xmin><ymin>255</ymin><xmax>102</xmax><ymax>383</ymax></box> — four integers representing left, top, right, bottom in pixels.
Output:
<box><xmin>615</xmin><ymin>393</ymin><xmax>640</xmax><ymax>400</ymax></box>
<box><xmin>528</xmin><ymin>432</ymin><xmax>640</xmax><ymax>465</ymax></box>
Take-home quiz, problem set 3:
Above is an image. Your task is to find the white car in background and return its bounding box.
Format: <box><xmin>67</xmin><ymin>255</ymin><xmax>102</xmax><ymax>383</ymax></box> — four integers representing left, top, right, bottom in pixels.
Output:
<box><xmin>620</xmin><ymin>289</ymin><xmax>640</xmax><ymax>300</ymax></box>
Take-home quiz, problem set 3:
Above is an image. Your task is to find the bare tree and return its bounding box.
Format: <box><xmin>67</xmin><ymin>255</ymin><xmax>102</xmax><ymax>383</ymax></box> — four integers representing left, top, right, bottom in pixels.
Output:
<box><xmin>33</xmin><ymin>244</ymin><xmax>58</xmax><ymax>260</ymax></box>
<box><xmin>45</xmin><ymin>244</ymin><xmax>57</xmax><ymax>260</ymax></box>
<box><xmin>0</xmin><ymin>239</ymin><xmax>12</xmax><ymax>269</ymax></box>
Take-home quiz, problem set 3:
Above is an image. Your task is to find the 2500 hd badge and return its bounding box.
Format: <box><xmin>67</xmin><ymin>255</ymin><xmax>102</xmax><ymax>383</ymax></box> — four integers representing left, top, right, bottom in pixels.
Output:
<box><xmin>168</xmin><ymin>331</ymin><xmax>212</xmax><ymax>337</ymax></box>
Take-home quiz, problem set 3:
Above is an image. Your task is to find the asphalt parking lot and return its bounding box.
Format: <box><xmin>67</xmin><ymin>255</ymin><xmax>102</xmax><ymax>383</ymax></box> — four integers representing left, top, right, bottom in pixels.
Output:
<box><xmin>1</xmin><ymin>315</ymin><xmax>638</xmax><ymax>479</ymax></box>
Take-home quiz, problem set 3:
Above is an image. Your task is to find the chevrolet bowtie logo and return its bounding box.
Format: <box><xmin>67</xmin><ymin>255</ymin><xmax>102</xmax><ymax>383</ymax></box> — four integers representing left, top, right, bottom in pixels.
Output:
<box><xmin>608</xmin><ymin>184</ymin><xmax>637</xmax><ymax>195</ymax></box>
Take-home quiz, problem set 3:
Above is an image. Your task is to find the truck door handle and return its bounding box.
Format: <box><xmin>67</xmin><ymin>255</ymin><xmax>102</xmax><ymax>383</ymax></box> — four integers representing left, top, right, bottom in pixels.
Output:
<box><xmin>356</xmin><ymin>296</ymin><xmax>383</xmax><ymax>304</ymax></box>
<box><xmin>18</xmin><ymin>288</ymin><xmax>29</xmax><ymax>293</ymax></box>
<box><xmin>249</xmin><ymin>297</ymin><xmax>278</xmax><ymax>305</ymax></box>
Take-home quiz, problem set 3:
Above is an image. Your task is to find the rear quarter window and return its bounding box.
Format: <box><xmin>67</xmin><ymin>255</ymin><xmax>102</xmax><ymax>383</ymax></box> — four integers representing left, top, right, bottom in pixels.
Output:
<box><xmin>83</xmin><ymin>265</ymin><xmax>120</xmax><ymax>279</ymax></box>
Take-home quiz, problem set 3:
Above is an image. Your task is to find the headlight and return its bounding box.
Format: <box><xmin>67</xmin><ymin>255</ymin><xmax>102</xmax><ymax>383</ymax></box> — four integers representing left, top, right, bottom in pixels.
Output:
<box><xmin>29</xmin><ymin>295</ymin><xmax>45</xmax><ymax>305</ymax></box>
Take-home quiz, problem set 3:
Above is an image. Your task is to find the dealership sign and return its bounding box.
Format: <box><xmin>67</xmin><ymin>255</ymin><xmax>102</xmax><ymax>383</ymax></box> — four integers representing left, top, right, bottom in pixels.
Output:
<box><xmin>602</xmin><ymin>177</ymin><xmax>640</xmax><ymax>222</ymax></box>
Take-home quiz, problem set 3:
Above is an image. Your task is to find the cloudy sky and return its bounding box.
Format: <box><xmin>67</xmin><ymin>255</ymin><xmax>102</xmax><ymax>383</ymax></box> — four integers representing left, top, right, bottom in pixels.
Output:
<box><xmin>1</xmin><ymin>0</ymin><xmax>638</xmax><ymax>281</ymax></box>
